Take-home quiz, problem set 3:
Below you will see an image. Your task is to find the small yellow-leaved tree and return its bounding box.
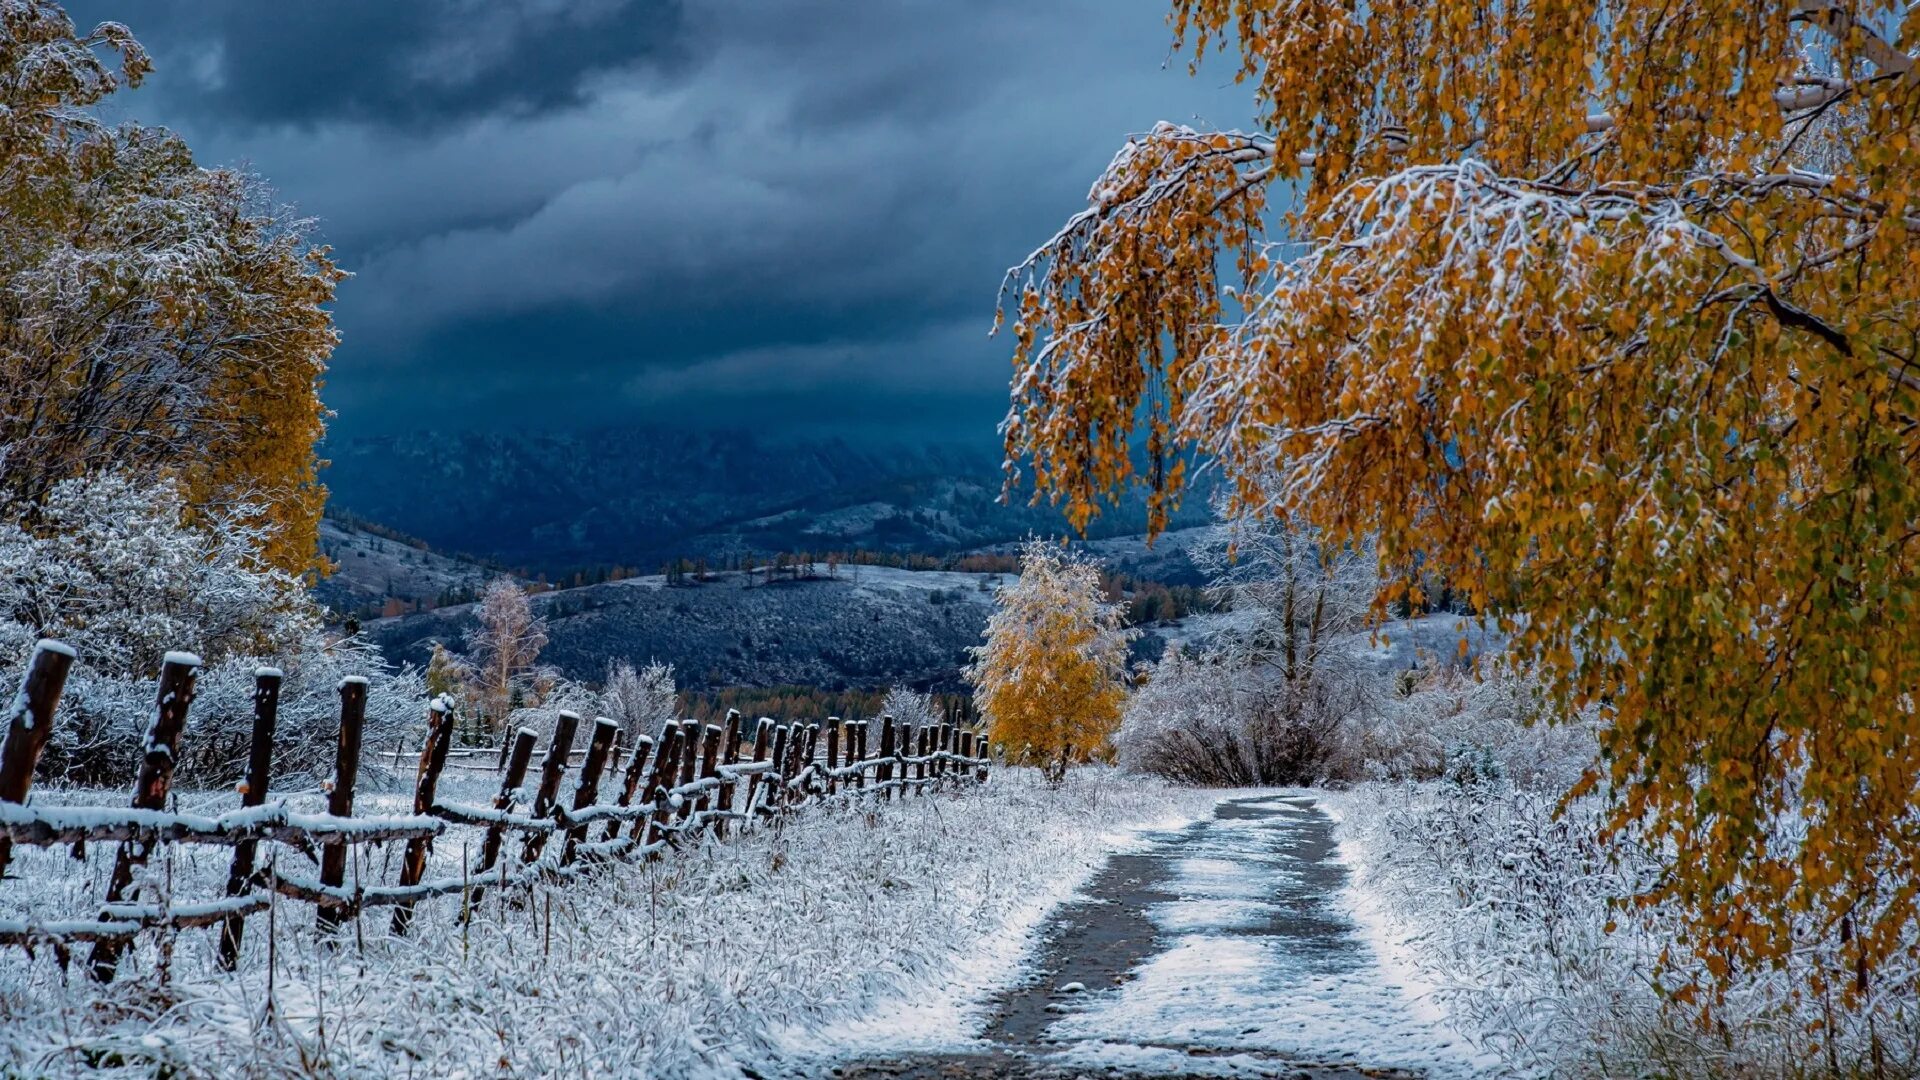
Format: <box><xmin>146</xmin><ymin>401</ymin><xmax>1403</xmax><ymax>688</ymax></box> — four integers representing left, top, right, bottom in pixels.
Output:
<box><xmin>966</xmin><ymin>540</ymin><xmax>1133</xmax><ymax>779</ymax></box>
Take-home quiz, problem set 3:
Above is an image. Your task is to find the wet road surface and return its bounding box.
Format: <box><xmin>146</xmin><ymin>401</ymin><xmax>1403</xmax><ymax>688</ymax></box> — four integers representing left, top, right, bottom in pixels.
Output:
<box><xmin>833</xmin><ymin>793</ymin><xmax>1483</xmax><ymax>1079</ymax></box>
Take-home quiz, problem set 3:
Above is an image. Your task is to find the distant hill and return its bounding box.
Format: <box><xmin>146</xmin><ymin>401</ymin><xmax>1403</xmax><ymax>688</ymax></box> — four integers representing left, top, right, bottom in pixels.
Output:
<box><xmin>321</xmin><ymin>426</ymin><xmax>1210</xmax><ymax>576</ymax></box>
<box><xmin>314</xmin><ymin>516</ymin><xmax>517</xmax><ymax>620</ymax></box>
<box><xmin>362</xmin><ymin>564</ymin><xmax>1005</xmax><ymax>693</ymax></box>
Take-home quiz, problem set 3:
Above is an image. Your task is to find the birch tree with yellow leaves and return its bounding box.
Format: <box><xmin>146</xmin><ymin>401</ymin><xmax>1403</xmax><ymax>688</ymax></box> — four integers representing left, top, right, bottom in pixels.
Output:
<box><xmin>0</xmin><ymin>1</ymin><xmax>341</xmax><ymax>576</ymax></box>
<box><xmin>1000</xmin><ymin>0</ymin><xmax>1920</xmax><ymax>1009</ymax></box>
<box><xmin>966</xmin><ymin>540</ymin><xmax>1133</xmax><ymax>780</ymax></box>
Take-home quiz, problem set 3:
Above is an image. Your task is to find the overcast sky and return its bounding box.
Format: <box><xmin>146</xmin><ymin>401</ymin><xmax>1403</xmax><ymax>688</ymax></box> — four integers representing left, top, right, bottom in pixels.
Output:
<box><xmin>65</xmin><ymin>1</ymin><xmax>1253</xmax><ymax>444</ymax></box>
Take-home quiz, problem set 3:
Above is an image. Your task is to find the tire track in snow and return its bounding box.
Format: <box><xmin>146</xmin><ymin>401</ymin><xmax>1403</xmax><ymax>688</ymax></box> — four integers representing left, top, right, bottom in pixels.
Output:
<box><xmin>836</xmin><ymin>793</ymin><xmax>1490</xmax><ymax>1079</ymax></box>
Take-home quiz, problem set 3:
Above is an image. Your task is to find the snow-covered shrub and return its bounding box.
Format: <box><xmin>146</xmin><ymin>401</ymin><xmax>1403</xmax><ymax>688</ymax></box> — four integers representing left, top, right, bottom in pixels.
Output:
<box><xmin>1345</xmin><ymin>659</ymin><xmax>1596</xmax><ymax>790</ymax></box>
<box><xmin>603</xmin><ymin>658</ymin><xmax>678</xmax><ymax>743</ymax></box>
<box><xmin>1118</xmin><ymin>648</ymin><xmax>1370</xmax><ymax>785</ymax></box>
<box><xmin>1116</xmin><ymin>516</ymin><xmax>1376</xmax><ymax>785</ymax></box>
<box><xmin>1327</xmin><ymin>780</ymin><xmax>1920</xmax><ymax>1077</ymax></box>
<box><xmin>0</xmin><ymin>472</ymin><xmax>316</xmax><ymax>676</ymax></box>
<box><xmin>44</xmin><ymin>637</ymin><xmax>426</xmax><ymax>789</ymax></box>
<box><xmin>0</xmin><ymin>472</ymin><xmax>424</xmax><ymax>788</ymax></box>
<box><xmin>881</xmin><ymin>685</ymin><xmax>939</xmax><ymax>730</ymax></box>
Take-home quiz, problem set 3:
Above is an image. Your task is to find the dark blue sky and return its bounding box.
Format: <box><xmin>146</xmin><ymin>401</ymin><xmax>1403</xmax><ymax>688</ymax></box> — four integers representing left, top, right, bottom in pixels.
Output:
<box><xmin>65</xmin><ymin>1</ymin><xmax>1253</xmax><ymax>444</ymax></box>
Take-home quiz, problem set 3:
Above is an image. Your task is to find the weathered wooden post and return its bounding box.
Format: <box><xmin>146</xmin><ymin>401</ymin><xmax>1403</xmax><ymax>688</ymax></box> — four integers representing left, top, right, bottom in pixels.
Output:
<box><xmin>897</xmin><ymin>722</ymin><xmax>915</xmax><ymax>798</ymax></box>
<box><xmin>877</xmin><ymin>715</ymin><xmax>896</xmax><ymax>800</ymax></box>
<box><xmin>390</xmin><ymin>695</ymin><xmax>455</xmax><ymax>936</ymax></box>
<box><xmin>673</xmin><ymin>720</ymin><xmax>701</xmax><ymax>821</ymax></box>
<box><xmin>824</xmin><ymin>718</ymin><xmax>841</xmax><ymax>797</ymax></box>
<box><xmin>90</xmin><ymin>651</ymin><xmax>202</xmax><ymax>980</ymax></box>
<box><xmin>768</xmin><ymin>724</ymin><xmax>792</xmax><ymax>814</ymax></box>
<box><xmin>317</xmin><ymin>676</ymin><xmax>370</xmax><ymax>938</ymax></box>
<box><xmin>916</xmin><ymin>726</ymin><xmax>931</xmax><ymax>791</ymax></box>
<box><xmin>217</xmin><ymin>667</ymin><xmax>281</xmax><ymax>968</ymax></box>
<box><xmin>741</xmin><ymin>719</ymin><xmax>772</xmax><ymax>819</ymax></box>
<box><xmin>605</xmin><ymin>731</ymin><xmax>656</xmax><ymax>842</ymax></box>
<box><xmin>520</xmin><ymin>711</ymin><xmax>580</xmax><ymax>867</ymax></box>
<box><xmin>848</xmin><ymin>718</ymin><xmax>864</xmax><ymax>787</ymax></box>
<box><xmin>694</xmin><ymin>723</ymin><xmax>721</xmax><ymax>826</ymax></box>
<box><xmin>561</xmin><ymin>717</ymin><xmax>619</xmax><ymax>866</ymax></box>
<box><xmin>0</xmin><ymin>640</ymin><xmax>76</xmax><ymax>879</ymax></box>
<box><xmin>799</xmin><ymin>723</ymin><xmax>820</xmax><ymax>802</ymax></box>
<box><xmin>977</xmin><ymin>738</ymin><xmax>992</xmax><ymax>782</ymax></box>
<box><xmin>467</xmin><ymin>726</ymin><xmax>536</xmax><ymax>913</ymax></box>
<box><xmin>641</xmin><ymin>723</ymin><xmax>683</xmax><ymax>846</ymax></box>
<box><xmin>714</xmin><ymin>711</ymin><xmax>743</xmax><ymax>839</ymax></box>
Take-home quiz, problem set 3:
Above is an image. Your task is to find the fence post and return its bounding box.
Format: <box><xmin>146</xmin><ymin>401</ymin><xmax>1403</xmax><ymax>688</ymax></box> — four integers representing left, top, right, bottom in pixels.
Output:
<box><xmin>824</xmin><ymin>719</ymin><xmax>841</xmax><ymax>797</ymax></box>
<box><xmin>641</xmin><ymin>722</ymin><xmax>683</xmax><ymax>847</ymax></box>
<box><xmin>774</xmin><ymin>724</ymin><xmax>799</xmax><ymax>814</ymax></box>
<box><xmin>89</xmin><ymin>651</ymin><xmax>201</xmax><ymax>981</ymax></box>
<box><xmin>958</xmin><ymin>732</ymin><xmax>974</xmax><ymax>781</ymax></box>
<box><xmin>742</xmin><ymin>719</ymin><xmax>772</xmax><ymax>819</ymax></box>
<box><xmin>0</xmin><ymin>640</ymin><xmax>76</xmax><ymax>879</ymax></box>
<box><xmin>468</xmin><ymin>727</ymin><xmax>537</xmax><ymax>913</ymax></box>
<box><xmin>694</xmin><ymin>723</ymin><xmax>721</xmax><ymax>825</ymax></box>
<box><xmin>937</xmin><ymin>723</ymin><xmax>952</xmax><ymax>779</ymax></box>
<box><xmin>799</xmin><ymin>724</ymin><xmax>820</xmax><ymax>802</ymax></box>
<box><xmin>317</xmin><ymin>676</ymin><xmax>369</xmax><ymax>938</ymax></box>
<box><xmin>674</xmin><ymin>720</ymin><xmax>701</xmax><ymax>822</ymax></box>
<box><xmin>898</xmin><ymin>722</ymin><xmax>915</xmax><ymax>798</ymax></box>
<box><xmin>856</xmin><ymin>718</ymin><xmax>871</xmax><ymax>787</ymax></box>
<box><xmin>605</xmin><ymin>732</ymin><xmax>655</xmax><ymax>842</ymax></box>
<box><xmin>561</xmin><ymin>717</ymin><xmax>619</xmax><ymax>866</ymax></box>
<box><xmin>521</xmin><ymin>711</ymin><xmax>580</xmax><ymax>868</ymax></box>
<box><xmin>916</xmin><ymin>726</ymin><xmax>931</xmax><ymax>792</ymax></box>
<box><xmin>977</xmin><ymin>739</ymin><xmax>991</xmax><ymax>782</ymax></box>
<box><xmin>877</xmin><ymin>715</ymin><xmax>896</xmax><ymax>800</ymax></box>
<box><xmin>217</xmin><ymin>667</ymin><xmax>281</xmax><ymax>968</ymax></box>
<box><xmin>391</xmin><ymin>695</ymin><xmax>455</xmax><ymax>935</ymax></box>
<box><xmin>714</xmin><ymin>711</ymin><xmax>743</xmax><ymax>839</ymax></box>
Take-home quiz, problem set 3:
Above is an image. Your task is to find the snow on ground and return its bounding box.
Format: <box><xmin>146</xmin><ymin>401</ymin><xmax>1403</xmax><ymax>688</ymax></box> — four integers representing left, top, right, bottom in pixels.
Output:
<box><xmin>1048</xmin><ymin>791</ymin><xmax>1502</xmax><ymax>1078</ymax></box>
<box><xmin>0</xmin><ymin>768</ymin><xmax>1216</xmax><ymax>1078</ymax></box>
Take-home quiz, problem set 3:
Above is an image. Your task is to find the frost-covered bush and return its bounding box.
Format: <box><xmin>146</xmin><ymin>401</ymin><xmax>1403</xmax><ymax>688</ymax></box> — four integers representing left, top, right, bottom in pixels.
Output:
<box><xmin>44</xmin><ymin>638</ymin><xmax>425</xmax><ymax>789</ymax></box>
<box><xmin>881</xmin><ymin>685</ymin><xmax>939</xmax><ymax>730</ymax></box>
<box><xmin>1346</xmin><ymin>659</ymin><xmax>1597</xmax><ymax>789</ymax></box>
<box><xmin>603</xmin><ymin>658</ymin><xmax>678</xmax><ymax>743</ymax></box>
<box><xmin>0</xmin><ymin>472</ymin><xmax>424</xmax><ymax>788</ymax></box>
<box><xmin>0</xmin><ymin>472</ymin><xmax>316</xmax><ymax>676</ymax></box>
<box><xmin>1116</xmin><ymin>516</ymin><xmax>1376</xmax><ymax>785</ymax></box>
<box><xmin>1118</xmin><ymin>649</ymin><xmax>1370</xmax><ymax>785</ymax></box>
<box><xmin>1328</xmin><ymin>780</ymin><xmax>1920</xmax><ymax>1078</ymax></box>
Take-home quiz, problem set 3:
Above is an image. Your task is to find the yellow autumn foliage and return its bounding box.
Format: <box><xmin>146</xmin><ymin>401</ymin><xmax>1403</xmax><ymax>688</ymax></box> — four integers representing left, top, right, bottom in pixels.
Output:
<box><xmin>0</xmin><ymin>3</ymin><xmax>340</xmax><ymax>576</ymax></box>
<box><xmin>966</xmin><ymin>540</ymin><xmax>1133</xmax><ymax>774</ymax></box>
<box><xmin>1001</xmin><ymin>0</ymin><xmax>1920</xmax><ymax>1007</ymax></box>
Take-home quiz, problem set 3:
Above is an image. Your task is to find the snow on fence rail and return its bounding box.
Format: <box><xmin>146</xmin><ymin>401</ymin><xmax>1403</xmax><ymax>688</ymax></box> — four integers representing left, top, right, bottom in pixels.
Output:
<box><xmin>0</xmin><ymin>641</ymin><xmax>992</xmax><ymax>978</ymax></box>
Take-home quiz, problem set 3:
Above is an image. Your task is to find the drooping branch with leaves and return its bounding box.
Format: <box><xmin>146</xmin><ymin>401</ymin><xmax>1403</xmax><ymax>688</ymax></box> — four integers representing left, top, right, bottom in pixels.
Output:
<box><xmin>1001</xmin><ymin>0</ymin><xmax>1920</xmax><ymax>1008</ymax></box>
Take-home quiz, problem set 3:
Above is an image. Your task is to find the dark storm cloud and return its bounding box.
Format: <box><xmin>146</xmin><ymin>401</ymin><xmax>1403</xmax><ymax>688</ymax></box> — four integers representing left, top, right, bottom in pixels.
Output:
<box><xmin>62</xmin><ymin>0</ymin><xmax>1255</xmax><ymax>441</ymax></box>
<box><xmin>79</xmin><ymin>0</ymin><xmax>687</xmax><ymax>130</ymax></box>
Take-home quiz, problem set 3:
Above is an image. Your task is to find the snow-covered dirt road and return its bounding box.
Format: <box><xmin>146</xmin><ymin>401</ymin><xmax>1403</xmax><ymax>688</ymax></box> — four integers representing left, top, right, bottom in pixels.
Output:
<box><xmin>838</xmin><ymin>792</ymin><xmax>1493</xmax><ymax>1079</ymax></box>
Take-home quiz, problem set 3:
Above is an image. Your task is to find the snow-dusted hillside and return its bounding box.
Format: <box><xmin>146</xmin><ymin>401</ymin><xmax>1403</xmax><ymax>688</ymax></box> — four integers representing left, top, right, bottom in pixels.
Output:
<box><xmin>365</xmin><ymin>564</ymin><xmax>1006</xmax><ymax>691</ymax></box>
<box><xmin>313</xmin><ymin>517</ymin><xmax>510</xmax><ymax>618</ymax></box>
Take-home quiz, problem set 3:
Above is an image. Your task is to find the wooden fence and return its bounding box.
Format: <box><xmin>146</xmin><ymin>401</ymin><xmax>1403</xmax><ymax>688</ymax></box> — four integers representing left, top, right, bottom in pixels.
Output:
<box><xmin>0</xmin><ymin>641</ymin><xmax>992</xmax><ymax>980</ymax></box>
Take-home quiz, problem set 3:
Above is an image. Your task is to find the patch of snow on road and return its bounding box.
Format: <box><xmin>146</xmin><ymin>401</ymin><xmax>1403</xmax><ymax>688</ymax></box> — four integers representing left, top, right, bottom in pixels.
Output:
<box><xmin>1052</xmin><ymin>791</ymin><xmax>1502</xmax><ymax>1078</ymax></box>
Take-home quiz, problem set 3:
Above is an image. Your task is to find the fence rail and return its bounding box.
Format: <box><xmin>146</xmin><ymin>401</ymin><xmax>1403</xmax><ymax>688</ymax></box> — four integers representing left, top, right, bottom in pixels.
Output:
<box><xmin>0</xmin><ymin>641</ymin><xmax>992</xmax><ymax>977</ymax></box>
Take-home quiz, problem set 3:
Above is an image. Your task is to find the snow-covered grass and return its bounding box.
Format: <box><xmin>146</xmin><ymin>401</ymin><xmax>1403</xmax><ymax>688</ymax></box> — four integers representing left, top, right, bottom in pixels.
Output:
<box><xmin>0</xmin><ymin>768</ymin><xmax>1216</xmax><ymax>1077</ymax></box>
<box><xmin>1322</xmin><ymin>781</ymin><xmax>1920</xmax><ymax>1079</ymax></box>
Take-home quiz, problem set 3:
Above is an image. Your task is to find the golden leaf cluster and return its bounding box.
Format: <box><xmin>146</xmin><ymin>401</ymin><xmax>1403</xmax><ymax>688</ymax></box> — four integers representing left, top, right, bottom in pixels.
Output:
<box><xmin>1001</xmin><ymin>0</ymin><xmax>1920</xmax><ymax>1009</ymax></box>
<box><xmin>0</xmin><ymin>2</ymin><xmax>340</xmax><ymax>576</ymax></box>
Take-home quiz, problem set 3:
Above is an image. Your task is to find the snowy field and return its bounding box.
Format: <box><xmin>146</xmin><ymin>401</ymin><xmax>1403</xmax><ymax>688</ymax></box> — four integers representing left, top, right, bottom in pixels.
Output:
<box><xmin>0</xmin><ymin>769</ymin><xmax>1217</xmax><ymax>1077</ymax></box>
